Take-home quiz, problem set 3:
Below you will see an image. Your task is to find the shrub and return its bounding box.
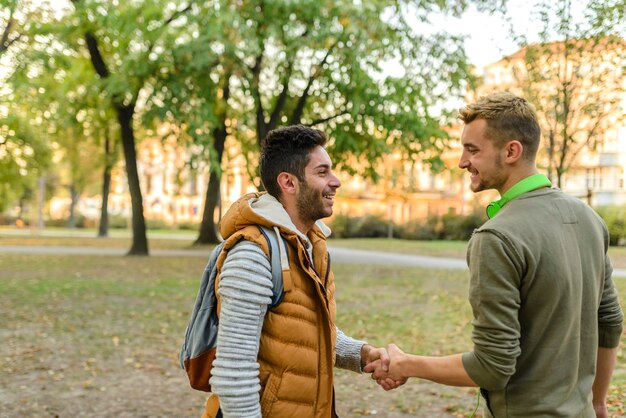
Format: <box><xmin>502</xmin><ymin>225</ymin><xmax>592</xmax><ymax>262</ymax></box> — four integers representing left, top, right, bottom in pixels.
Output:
<box><xmin>45</xmin><ymin>218</ymin><xmax>68</xmax><ymax>228</ymax></box>
<box><xmin>395</xmin><ymin>216</ymin><xmax>440</xmax><ymax>240</ymax></box>
<box><xmin>145</xmin><ymin>218</ymin><xmax>171</xmax><ymax>230</ymax></box>
<box><xmin>108</xmin><ymin>215</ymin><xmax>130</xmax><ymax>229</ymax></box>
<box><xmin>329</xmin><ymin>214</ymin><xmax>360</xmax><ymax>238</ymax></box>
<box><xmin>176</xmin><ymin>221</ymin><xmax>198</xmax><ymax>231</ymax></box>
<box><xmin>440</xmin><ymin>210</ymin><xmax>486</xmax><ymax>241</ymax></box>
<box><xmin>330</xmin><ymin>214</ymin><xmax>392</xmax><ymax>238</ymax></box>
<box><xmin>356</xmin><ymin>214</ymin><xmax>391</xmax><ymax>238</ymax></box>
<box><xmin>0</xmin><ymin>215</ymin><xmax>26</xmax><ymax>226</ymax></box>
<box><xmin>595</xmin><ymin>206</ymin><xmax>626</xmax><ymax>246</ymax></box>
<box><xmin>330</xmin><ymin>211</ymin><xmax>487</xmax><ymax>241</ymax></box>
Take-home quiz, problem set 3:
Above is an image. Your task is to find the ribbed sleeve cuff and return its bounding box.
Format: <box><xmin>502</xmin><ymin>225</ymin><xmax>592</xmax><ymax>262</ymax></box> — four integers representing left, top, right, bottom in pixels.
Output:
<box><xmin>599</xmin><ymin>325</ymin><xmax>624</xmax><ymax>348</ymax></box>
<box><xmin>335</xmin><ymin>328</ymin><xmax>367</xmax><ymax>373</ymax></box>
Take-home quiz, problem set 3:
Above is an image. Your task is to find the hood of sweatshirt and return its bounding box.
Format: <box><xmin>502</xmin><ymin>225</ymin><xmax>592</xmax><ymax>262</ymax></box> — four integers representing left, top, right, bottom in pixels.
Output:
<box><xmin>219</xmin><ymin>192</ymin><xmax>331</xmax><ymax>245</ymax></box>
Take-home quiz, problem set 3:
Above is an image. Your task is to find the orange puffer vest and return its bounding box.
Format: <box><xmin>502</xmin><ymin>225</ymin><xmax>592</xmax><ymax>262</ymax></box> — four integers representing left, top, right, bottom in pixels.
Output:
<box><xmin>210</xmin><ymin>193</ymin><xmax>338</xmax><ymax>418</ymax></box>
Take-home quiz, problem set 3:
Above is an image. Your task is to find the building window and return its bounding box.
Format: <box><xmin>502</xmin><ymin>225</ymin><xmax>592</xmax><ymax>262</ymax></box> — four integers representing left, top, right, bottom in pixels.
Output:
<box><xmin>188</xmin><ymin>172</ymin><xmax>198</xmax><ymax>196</ymax></box>
<box><xmin>586</xmin><ymin>168</ymin><xmax>604</xmax><ymax>190</ymax></box>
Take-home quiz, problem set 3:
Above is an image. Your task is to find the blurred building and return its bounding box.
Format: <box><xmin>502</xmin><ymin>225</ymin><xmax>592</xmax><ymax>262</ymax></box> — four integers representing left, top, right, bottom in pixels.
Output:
<box><xmin>85</xmin><ymin>124</ymin><xmax>485</xmax><ymax>227</ymax></box>
<box><xmin>51</xmin><ymin>39</ymin><xmax>625</xmax><ymax>226</ymax></box>
<box><xmin>474</xmin><ymin>37</ymin><xmax>626</xmax><ymax>206</ymax></box>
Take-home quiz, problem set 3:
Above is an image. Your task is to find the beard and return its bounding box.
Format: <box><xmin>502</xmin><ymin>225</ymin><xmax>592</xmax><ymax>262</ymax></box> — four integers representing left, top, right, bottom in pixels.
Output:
<box><xmin>296</xmin><ymin>180</ymin><xmax>331</xmax><ymax>224</ymax></box>
<box><xmin>472</xmin><ymin>153</ymin><xmax>505</xmax><ymax>192</ymax></box>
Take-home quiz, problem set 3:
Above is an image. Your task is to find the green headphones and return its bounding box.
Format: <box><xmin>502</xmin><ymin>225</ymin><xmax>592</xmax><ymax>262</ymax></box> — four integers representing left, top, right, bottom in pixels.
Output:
<box><xmin>486</xmin><ymin>174</ymin><xmax>552</xmax><ymax>219</ymax></box>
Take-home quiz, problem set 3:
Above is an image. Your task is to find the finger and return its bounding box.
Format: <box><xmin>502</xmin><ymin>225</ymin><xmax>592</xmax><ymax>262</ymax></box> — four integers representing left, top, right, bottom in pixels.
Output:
<box><xmin>372</xmin><ymin>368</ymin><xmax>388</xmax><ymax>380</ymax></box>
<box><xmin>377</xmin><ymin>379</ymin><xmax>392</xmax><ymax>391</ymax></box>
<box><xmin>363</xmin><ymin>358</ymin><xmax>380</xmax><ymax>373</ymax></box>
<box><xmin>385</xmin><ymin>378</ymin><xmax>400</xmax><ymax>388</ymax></box>
<box><xmin>394</xmin><ymin>379</ymin><xmax>406</xmax><ymax>387</ymax></box>
<box><xmin>378</xmin><ymin>348</ymin><xmax>390</xmax><ymax>372</ymax></box>
<box><xmin>380</xmin><ymin>378</ymin><xmax>398</xmax><ymax>391</ymax></box>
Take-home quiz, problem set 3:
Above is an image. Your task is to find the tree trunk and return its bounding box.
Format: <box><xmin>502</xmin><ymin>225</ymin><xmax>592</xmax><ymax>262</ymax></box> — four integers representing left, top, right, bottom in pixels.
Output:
<box><xmin>98</xmin><ymin>170</ymin><xmax>111</xmax><ymax>237</ymax></box>
<box><xmin>68</xmin><ymin>184</ymin><xmax>79</xmax><ymax>229</ymax></box>
<box><xmin>98</xmin><ymin>131</ymin><xmax>112</xmax><ymax>237</ymax></box>
<box><xmin>195</xmin><ymin>127</ymin><xmax>226</xmax><ymax>245</ymax></box>
<box><xmin>195</xmin><ymin>72</ymin><xmax>231</xmax><ymax>245</ymax></box>
<box><xmin>117</xmin><ymin>104</ymin><xmax>148</xmax><ymax>255</ymax></box>
<box><xmin>37</xmin><ymin>175</ymin><xmax>45</xmax><ymax>230</ymax></box>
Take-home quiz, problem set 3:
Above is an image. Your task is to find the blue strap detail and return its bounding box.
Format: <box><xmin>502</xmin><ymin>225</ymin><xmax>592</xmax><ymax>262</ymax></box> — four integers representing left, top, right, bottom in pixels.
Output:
<box><xmin>257</xmin><ymin>226</ymin><xmax>286</xmax><ymax>307</ymax></box>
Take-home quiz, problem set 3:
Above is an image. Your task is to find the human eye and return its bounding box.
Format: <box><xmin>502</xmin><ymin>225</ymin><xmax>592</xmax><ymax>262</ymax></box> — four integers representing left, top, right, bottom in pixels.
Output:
<box><xmin>316</xmin><ymin>166</ymin><xmax>330</xmax><ymax>176</ymax></box>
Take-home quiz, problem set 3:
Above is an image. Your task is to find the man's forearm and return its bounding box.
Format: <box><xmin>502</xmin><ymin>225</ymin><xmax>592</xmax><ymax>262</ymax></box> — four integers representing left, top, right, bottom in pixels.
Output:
<box><xmin>592</xmin><ymin>347</ymin><xmax>618</xmax><ymax>408</ymax></box>
<box><xmin>396</xmin><ymin>353</ymin><xmax>478</xmax><ymax>387</ymax></box>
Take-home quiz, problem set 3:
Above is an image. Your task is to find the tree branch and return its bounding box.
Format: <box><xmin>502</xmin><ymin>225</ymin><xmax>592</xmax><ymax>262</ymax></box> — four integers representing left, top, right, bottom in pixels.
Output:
<box><xmin>307</xmin><ymin>110</ymin><xmax>350</xmax><ymax>127</ymax></box>
<box><xmin>69</xmin><ymin>1</ymin><xmax>109</xmax><ymax>78</ymax></box>
<box><xmin>267</xmin><ymin>60</ymin><xmax>294</xmax><ymax>131</ymax></box>
<box><xmin>567</xmin><ymin>115</ymin><xmax>604</xmax><ymax>170</ymax></box>
<box><xmin>0</xmin><ymin>5</ymin><xmax>21</xmax><ymax>56</ymax></box>
<box><xmin>1</xmin><ymin>16</ymin><xmax>14</xmax><ymax>54</ymax></box>
<box><xmin>4</xmin><ymin>32</ymin><xmax>21</xmax><ymax>50</ymax></box>
<box><xmin>131</xmin><ymin>3</ymin><xmax>195</xmax><ymax>106</ymax></box>
<box><xmin>145</xmin><ymin>3</ymin><xmax>193</xmax><ymax>58</ymax></box>
<box><xmin>290</xmin><ymin>40</ymin><xmax>337</xmax><ymax>125</ymax></box>
<box><xmin>251</xmin><ymin>52</ymin><xmax>267</xmax><ymax>139</ymax></box>
<box><xmin>267</xmin><ymin>25</ymin><xmax>309</xmax><ymax>129</ymax></box>
<box><xmin>165</xmin><ymin>4</ymin><xmax>192</xmax><ymax>25</ymax></box>
<box><xmin>84</xmin><ymin>32</ymin><xmax>110</xmax><ymax>78</ymax></box>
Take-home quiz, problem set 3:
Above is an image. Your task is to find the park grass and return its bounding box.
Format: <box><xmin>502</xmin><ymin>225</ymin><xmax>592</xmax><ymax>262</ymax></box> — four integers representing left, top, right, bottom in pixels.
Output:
<box><xmin>1</xmin><ymin>253</ymin><xmax>625</xmax><ymax>417</ymax></box>
<box><xmin>3</xmin><ymin>230</ymin><xmax>625</xmax><ymax>269</ymax></box>
<box><xmin>0</xmin><ymin>232</ymin><xmax>201</xmax><ymax>250</ymax></box>
<box><xmin>329</xmin><ymin>237</ymin><xmax>626</xmax><ymax>269</ymax></box>
<box><xmin>328</xmin><ymin>237</ymin><xmax>469</xmax><ymax>259</ymax></box>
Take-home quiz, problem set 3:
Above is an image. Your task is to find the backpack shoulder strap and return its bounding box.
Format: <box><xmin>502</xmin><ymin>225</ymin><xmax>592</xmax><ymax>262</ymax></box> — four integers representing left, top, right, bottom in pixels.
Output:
<box><xmin>257</xmin><ymin>225</ymin><xmax>291</xmax><ymax>307</ymax></box>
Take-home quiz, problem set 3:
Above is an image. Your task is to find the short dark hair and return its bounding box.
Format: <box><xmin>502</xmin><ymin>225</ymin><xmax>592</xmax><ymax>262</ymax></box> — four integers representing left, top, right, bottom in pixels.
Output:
<box><xmin>459</xmin><ymin>92</ymin><xmax>541</xmax><ymax>160</ymax></box>
<box><xmin>260</xmin><ymin>125</ymin><xmax>328</xmax><ymax>199</ymax></box>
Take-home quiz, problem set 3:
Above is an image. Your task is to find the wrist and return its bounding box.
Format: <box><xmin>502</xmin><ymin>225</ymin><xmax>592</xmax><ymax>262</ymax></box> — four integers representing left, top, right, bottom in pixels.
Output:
<box><xmin>360</xmin><ymin>343</ymin><xmax>372</xmax><ymax>368</ymax></box>
<box><xmin>395</xmin><ymin>352</ymin><xmax>409</xmax><ymax>380</ymax></box>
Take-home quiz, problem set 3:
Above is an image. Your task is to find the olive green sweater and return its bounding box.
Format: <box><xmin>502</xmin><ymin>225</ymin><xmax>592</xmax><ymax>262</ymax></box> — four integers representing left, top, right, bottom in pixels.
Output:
<box><xmin>461</xmin><ymin>188</ymin><xmax>623</xmax><ymax>417</ymax></box>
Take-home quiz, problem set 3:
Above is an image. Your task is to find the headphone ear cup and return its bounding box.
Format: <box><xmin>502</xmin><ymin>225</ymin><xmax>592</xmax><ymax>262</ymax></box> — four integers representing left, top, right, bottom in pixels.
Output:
<box><xmin>486</xmin><ymin>201</ymin><xmax>500</xmax><ymax>219</ymax></box>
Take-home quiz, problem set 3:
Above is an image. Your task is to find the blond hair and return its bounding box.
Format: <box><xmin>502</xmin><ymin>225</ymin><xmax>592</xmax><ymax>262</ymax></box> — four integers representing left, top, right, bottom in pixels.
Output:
<box><xmin>459</xmin><ymin>92</ymin><xmax>541</xmax><ymax>160</ymax></box>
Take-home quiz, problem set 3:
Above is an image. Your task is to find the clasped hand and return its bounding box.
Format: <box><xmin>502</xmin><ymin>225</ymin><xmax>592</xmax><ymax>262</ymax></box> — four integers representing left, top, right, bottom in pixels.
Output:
<box><xmin>362</xmin><ymin>343</ymin><xmax>407</xmax><ymax>391</ymax></box>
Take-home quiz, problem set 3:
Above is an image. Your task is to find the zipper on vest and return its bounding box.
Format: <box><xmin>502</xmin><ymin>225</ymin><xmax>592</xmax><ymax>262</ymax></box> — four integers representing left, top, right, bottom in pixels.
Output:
<box><xmin>324</xmin><ymin>252</ymin><xmax>331</xmax><ymax>288</ymax></box>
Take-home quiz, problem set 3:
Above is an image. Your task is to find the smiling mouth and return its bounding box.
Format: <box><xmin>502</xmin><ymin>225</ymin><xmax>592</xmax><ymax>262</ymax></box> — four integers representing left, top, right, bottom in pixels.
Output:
<box><xmin>323</xmin><ymin>193</ymin><xmax>335</xmax><ymax>201</ymax></box>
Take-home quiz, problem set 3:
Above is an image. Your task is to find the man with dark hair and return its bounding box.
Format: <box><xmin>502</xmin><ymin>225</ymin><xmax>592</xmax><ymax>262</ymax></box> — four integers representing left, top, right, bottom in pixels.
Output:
<box><xmin>203</xmin><ymin>125</ymin><xmax>394</xmax><ymax>418</ymax></box>
<box><xmin>259</xmin><ymin>124</ymin><xmax>329</xmax><ymax>199</ymax></box>
<box><xmin>368</xmin><ymin>92</ymin><xmax>623</xmax><ymax>418</ymax></box>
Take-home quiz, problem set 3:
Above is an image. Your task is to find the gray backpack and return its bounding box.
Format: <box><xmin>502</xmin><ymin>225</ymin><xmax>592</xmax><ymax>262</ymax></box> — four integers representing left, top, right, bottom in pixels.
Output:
<box><xmin>179</xmin><ymin>225</ymin><xmax>289</xmax><ymax>392</ymax></box>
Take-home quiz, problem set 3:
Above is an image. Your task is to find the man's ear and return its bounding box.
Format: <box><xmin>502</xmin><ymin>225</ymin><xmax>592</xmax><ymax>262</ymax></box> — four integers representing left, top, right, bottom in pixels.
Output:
<box><xmin>276</xmin><ymin>172</ymin><xmax>298</xmax><ymax>196</ymax></box>
<box><xmin>504</xmin><ymin>140</ymin><xmax>524</xmax><ymax>163</ymax></box>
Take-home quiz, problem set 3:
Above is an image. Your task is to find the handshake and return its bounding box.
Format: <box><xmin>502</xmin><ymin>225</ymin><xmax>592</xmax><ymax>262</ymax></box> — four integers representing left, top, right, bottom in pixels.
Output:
<box><xmin>361</xmin><ymin>343</ymin><xmax>408</xmax><ymax>391</ymax></box>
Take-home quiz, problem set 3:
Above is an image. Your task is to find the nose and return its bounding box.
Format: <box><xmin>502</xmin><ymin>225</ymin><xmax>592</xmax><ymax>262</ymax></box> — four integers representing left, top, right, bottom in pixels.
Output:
<box><xmin>458</xmin><ymin>150</ymin><xmax>470</xmax><ymax>169</ymax></box>
<box><xmin>329</xmin><ymin>173</ymin><xmax>341</xmax><ymax>189</ymax></box>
